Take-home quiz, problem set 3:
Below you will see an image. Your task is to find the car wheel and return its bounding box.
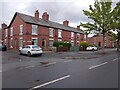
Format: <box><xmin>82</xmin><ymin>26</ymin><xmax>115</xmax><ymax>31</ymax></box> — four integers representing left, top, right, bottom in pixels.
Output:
<box><xmin>19</xmin><ymin>51</ymin><xmax>22</xmax><ymax>55</ymax></box>
<box><xmin>28</xmin><ymin>52</ymin><xmax>31</xmax><ymax>57</ymax></box>
<box><xmin>39</xmin><ymin>54</ymin><xmax>42</xmax><ymax>56</ymax></box>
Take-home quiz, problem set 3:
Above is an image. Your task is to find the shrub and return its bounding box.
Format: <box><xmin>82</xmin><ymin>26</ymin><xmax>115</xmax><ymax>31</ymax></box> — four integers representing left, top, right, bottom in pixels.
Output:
<box><xmin>80</xmin><ymin>41</ymin><xmax>89</xmax><ymax>47</ymax></box>
<box><xmin>53</xmin><ymin>41</ymin><xmax>71</xmax><ymax>48</ymax></box>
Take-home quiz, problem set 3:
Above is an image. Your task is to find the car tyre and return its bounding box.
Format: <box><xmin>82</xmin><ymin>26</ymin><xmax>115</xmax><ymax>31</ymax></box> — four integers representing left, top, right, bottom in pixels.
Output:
<box><xmin>19</xmin><ymin>51</ymin><xmax>22</xmax><ymax>55</ymax></box>
<box><xmin>39</xmin><ymin>53</ymin><xmax>42</xmax><ymax>56</ymax></box>
<box><xmin>28</xmin><ymin>52</ymin><xmax>31</xmax><ymax>57</ymax></box>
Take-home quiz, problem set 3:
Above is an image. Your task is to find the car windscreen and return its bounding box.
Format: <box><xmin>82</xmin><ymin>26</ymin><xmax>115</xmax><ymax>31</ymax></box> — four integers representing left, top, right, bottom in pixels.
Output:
<box><xmin>32</xmin><ymin>46</ymin><xmax>39</xmax><ymax>49</ymax></box>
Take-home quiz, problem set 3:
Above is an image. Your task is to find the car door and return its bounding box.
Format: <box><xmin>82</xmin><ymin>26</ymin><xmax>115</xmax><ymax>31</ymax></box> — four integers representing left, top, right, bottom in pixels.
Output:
<box><xmin>24</xmin><ymin>46</ymin><xmax>30</xmax><ymax>54</ymax></box>
<box><xmin>21</xmin><ymin>46</ymin><xmax>26</xmax><ymax>54</ymax></box>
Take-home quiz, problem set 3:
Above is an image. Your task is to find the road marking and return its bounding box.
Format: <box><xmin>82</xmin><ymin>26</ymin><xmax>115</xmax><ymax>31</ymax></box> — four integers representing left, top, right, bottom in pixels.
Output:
<box><xmin>29</xmin><ymin>75</ymin><xmax>70</xmax><ymax>90</ymax></box>
<box><xmin>25</xmin><ymin>65</ymin><xmax>35</xmax><ymax>69</ymax></box>
<box><xmin>64</xmin><ymin>60</ymin><xmax>72</xmax><ymax>63</ymax></box>
<box><xmin>112</xmin><ymin>58</ymin><xmax>119</xmax><ymax>61</ymax></box>
<box><xmin>0</xmin><ymin>71</ymin><xmax>2</xmax><ymax>73</ymax></box>
<box><xmin>89</xmin><ymin>62</ymin><xmax>108</xmax><ymax>70</ymax></box>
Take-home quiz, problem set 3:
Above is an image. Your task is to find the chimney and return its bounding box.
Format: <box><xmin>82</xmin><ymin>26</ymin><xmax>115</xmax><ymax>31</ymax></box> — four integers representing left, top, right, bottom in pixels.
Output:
<box><xmin>77</xmin><ymin>25</ymin><xmax>80</xmax><ymax>30</ymax></box>
<box><xmin>63</xmin><ymin>20</ymin><xmax>69</xmax><ymax>27</ymax></box>
<box><xmin>2</xmin><ymin>23</ymin><xmax>7</xmax><ymax>29</ymax></box>
<box><xmin>42</xmin><ymin>12</ymin><xmax>49</xmax><ymax>20</ymax></box>
<box><xmin>34</xmin><ymin>10</ymin><xmax>39</xmax><ymax>20</ymax></box>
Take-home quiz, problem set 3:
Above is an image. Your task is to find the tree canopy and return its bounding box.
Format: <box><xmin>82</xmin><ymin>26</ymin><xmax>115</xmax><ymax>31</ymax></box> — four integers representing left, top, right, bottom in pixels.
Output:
<box><xmin>80</xmin><ymin>0</ymin><xmax>119</xmax><ymax>52</ymax></box>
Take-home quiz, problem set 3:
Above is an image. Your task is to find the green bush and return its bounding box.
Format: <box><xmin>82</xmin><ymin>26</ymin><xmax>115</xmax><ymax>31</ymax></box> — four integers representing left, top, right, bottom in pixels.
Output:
<box><xmin>53</xmin><ymin>41</ymin><xmax>71</xmax><ymax>48</ymax></box>
<box><xmin>80</xmin><ymin>42</ymin><xmax>89</xmax><ymax>47</ymax></box>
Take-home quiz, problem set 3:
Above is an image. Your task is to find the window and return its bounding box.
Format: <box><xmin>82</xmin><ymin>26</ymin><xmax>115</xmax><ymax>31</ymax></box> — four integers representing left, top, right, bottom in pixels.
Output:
<box><xmin>20</xmin><ymin>25</ymin><xmax>23</xmax><ymax>35</ymax></box>
<box><xmin>71</xmin><ymin>32</ymin><xmax>74</xmax><ymax>39</ymax></box>
<box><xmin>58</xmin><ymin>29</ymin><xmax>62</xmax><ymax>38</ymax></box>
<box><xmin>49</xmin><ymin>40</ymin><xmax>53</xmax><ymax>47</ymax></box>
<box><xmin>77</xmin><ymin>33</ymin><xmax>80</xmax><ymax>39</ymax></box>
<box><xmin>10</xmin><ymin>27</ymin><xmax>13</xmax><ymax>36</ymax></box>
<box><xmin>32</xmin><ymin>38</ymin><xmax>38</xmax><ymax>45</ymax></box>
<box><xmin>49</xmin><ymin>28</ymin><xmax>54</xmax><ymax>37</ymax></box>
<box><xmin>32</xmin><ymin>25</ymin><xmax>38</xmax><ymax>35</ymax></box>
<box><xmin>5</xmin><ymin>29</ymin><xmax>8</xmax><ymax>37</ymax></box>
<box><xmin>71</xmin><ymin>40</ymin><xmax>74</xmax><ymax>46</ymax></box>
<box><xmin>10</xmin><ymin>38</ymin><xmax>13</xmax><ymax>48</ymax></box>
<box><xmin>58</xmin><ymin>39</ymin><xmax>62</xmax><ymax>41</ymax></box>
<box><xmin>19</xmin><ymin>38</ymin><xmax>23</xmax><ymax>47</ymax></box>
<box><xmin>84</xmin><ymin>34</ymin><xmax>86</xmax><ymax>40</ymax></box>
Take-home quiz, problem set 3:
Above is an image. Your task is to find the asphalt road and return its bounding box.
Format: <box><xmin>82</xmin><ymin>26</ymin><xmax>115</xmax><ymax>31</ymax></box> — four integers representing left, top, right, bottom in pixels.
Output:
<box><xmin>1</xmin><ymin>49</ymin><xmax>119</xmax><ymax>88</ymax></box>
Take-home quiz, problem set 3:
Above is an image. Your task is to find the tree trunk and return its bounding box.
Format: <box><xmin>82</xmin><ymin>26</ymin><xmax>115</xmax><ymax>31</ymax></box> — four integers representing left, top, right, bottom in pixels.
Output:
<box><xmin>117</xmin><ymin>31</ymin><xmax>120</xmax><ymax>51</ymax></box>
<box><xmin>117</xmin><ymin>37</ymin><xmax>119</xmax><ymax>52</ymax></box>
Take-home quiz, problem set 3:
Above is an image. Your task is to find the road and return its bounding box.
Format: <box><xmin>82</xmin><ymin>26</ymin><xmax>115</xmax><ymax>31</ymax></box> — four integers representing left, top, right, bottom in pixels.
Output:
<box><xmin>1</xmin><ymin>49</ymin><xmax>119</xmax><ymax>89</ymax></box>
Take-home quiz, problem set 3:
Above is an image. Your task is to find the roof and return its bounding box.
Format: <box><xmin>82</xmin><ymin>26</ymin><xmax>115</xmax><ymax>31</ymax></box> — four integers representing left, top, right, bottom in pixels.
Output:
<box><xmin>9</xmin><ymin>12</ymin><xmax>84</xmax><ymax>34</ymax></box>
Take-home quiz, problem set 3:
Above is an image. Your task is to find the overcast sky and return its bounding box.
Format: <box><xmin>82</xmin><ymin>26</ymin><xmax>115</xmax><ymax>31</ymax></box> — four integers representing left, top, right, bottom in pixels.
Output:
<box><xmin>0</xmin><ymin>0</ymin><xmax>118</xmax><ymax>36</ymax></box>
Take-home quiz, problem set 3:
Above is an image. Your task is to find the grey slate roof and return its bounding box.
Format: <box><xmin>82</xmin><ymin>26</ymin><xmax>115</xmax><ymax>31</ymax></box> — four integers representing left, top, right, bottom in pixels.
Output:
<box><xmin>17</xmin><ymin>12</ymin><xmax>84</xmax><ymax>34</ymax></box>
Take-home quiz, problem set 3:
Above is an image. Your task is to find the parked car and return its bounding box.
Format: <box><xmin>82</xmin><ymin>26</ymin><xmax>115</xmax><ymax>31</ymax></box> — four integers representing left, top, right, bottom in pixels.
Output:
<box><xmin>86</xmin><ymin>46</ymin><xmax>98</xmax><ymax>51</ymax></box>
<box><xmin>0</xmin><ymin>44</ymin><xmax>7</xmax><ymax>51</ymax></box>
<box><xmin>19</xmin><ymin>45</ymin><xmax>43</xmax><ymax>56</ymax></box>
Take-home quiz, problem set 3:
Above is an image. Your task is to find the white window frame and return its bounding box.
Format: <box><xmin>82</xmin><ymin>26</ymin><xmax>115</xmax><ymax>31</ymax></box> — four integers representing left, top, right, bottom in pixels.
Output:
<box><xmin>10</xmin><ymin>27</ymin><xmax>13</xmax><ymax>36</ymax></box>
<box><xmin>49</xmin><ymin>28</ymin><xmax>54</xmax><ymax>37</ymax></box>
<box><xmin>32</xmin><ymin>38</ymin><xmax>38</xmax><ymax>45</ymax></box>
<box><xmin>19</xmin><ymin>25</ymin><xmax>23</xmax><ymax>35</ymax></box>
<box><xmin>84</xmin><ymin>34</ymin><xmax>86</xmax><ymax>40</ymax></box>
<box><xmin>32</xmin><ymin>25</ymin><xmax>38</xmax><ymax>35</ymax></box>
<box><xmin>58</xmin><ymin>39</ymin><xmax>62</xmax><ymax>41</ymax></box>
<box><xmin>19</xmin><ymin>37</ymin><xmax>23</xmax><ymax>47</ymax></box>
<box><xmin>77</xmin><ymin>33</ymin><xmax>80</xmax><ymax>39</ymax></box>
<box><xmin>5</xmin><ymin>29</ymin><xmax>8</xmax><ymax>37</ymax></box>
<box><xmin>49</xmin><ymin>38</ymin><xmax>54</xmax><ymax>47</ymax></box>
<box><xmin>71</xmin><ymin>32</ymin><xmax>74</xmax><ymax>39</ymax></box>
<box><xmin>58</xmin><ymin>29</ymin><xmax>62</xmax><ymax>38</ymax></box>
<box><xmin>10</xmin><ymin>38</ymin><xmax>13</xmax><ymax>48</ymax></box>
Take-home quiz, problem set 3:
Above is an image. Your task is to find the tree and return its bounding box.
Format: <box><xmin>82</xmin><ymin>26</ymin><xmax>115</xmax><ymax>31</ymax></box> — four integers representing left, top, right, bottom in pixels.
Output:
<box><xmin>111</xmin><ymin>1</ymin><xmax>120</xmax><ymax>51</ymax></box>
<box><xmin>80</xmin><ymin>0</ymin><xmax>115</xmax><ymax>53</ymax></box>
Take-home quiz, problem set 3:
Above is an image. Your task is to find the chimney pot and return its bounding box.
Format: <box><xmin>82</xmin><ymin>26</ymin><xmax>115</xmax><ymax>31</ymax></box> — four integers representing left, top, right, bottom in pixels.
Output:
<box><xmin>34</xmin><ymin>10</ymin><xmax>39</xmax><ymax>20</ymax></box>
<box><xmin>42</xmin><ymin>12</ymin><xmax>49</xmax><ymax>20</ymax></box>
<box><xmin>63</xmin><ymin>20</ymin><xmax>69</xmax><ymax>26</ymax></box>
<box><xmin>1</xmin><ymin>23</ymin><xmax>7</xmax><ymax>29</ymax></box>
<box><xmin>77</xmin><ymin>25</ymin><xmax>80</xmax><ymax>30</ymax></box>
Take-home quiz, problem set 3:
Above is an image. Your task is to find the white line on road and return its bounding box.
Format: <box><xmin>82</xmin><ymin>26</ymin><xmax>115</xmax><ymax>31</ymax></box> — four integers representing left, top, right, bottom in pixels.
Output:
<box><xmin>25</xmin><ymin>65</ymin><xmax>35</xmax><ymax>69</ymax></box>
<box><xmin>29</xmin><ymin>75</ymin><xmax>70</xmax><ymax>90</ymax></box>
<box><xmin>112</xmin><ymin>58</ymin><xmax>119</xmax><ymax>61</ymax></box>
<box><xmin>64</xmin><ymin>60</ymin><xmax>73</xmax><ymax>63</ymax></box>
<box><xmin>89</xmin><ymin>62</ymin><xmax>108</xmax><ymax>70</ymax></box>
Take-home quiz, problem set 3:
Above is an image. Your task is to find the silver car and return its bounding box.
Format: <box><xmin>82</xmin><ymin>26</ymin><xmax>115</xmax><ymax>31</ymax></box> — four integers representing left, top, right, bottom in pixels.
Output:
<box><xmin>19</xmin><ymin>45</ymin><xmax>43</xmax><ymax>56</ymax></box>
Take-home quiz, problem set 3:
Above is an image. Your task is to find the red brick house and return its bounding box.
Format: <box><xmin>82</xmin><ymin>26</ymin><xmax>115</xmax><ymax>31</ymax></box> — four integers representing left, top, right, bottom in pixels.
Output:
<box><xmin>88</xmin><ymin>34</ymin><xmax>116</xmax><ymax>48</ymax></box>
<box><xmin>2</xmin><ymin>10</ymin><xmax>87</xmax><ymax>50</ymax></box>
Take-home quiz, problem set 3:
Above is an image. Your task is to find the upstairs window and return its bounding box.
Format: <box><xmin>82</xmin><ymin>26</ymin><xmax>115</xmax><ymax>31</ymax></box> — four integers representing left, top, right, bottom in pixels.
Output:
<box><xmin>5</xmin><ymin>29</ymin><xmax>8</xmax><ymax>37</ymax></box>
<box><xmin>49</xmin><ymin>28</ymin><xmax>54</xmax><ymax>37</ymax></box>
<box><xmin>10</xmin><ymin>27</ymin><xmax>13</xmax><ymax>36</ymax></box>
<box><xmin>77</xmin><ymin>33</ymin><xmax>80</xmax><ymax>39</ymax></box>
<box><xmin>19</xmin><ymin>25</ymin><xmax>23</xmax><ymax>35</ymax></box>
<box><xmin>32</xmin><ymin>25</ymin><xmax>38</xmax><ymax>35</ymax></box>
<box><xmin>71</xmin><ymin>32</ymin><xmax>74</xmax><ymax>39</ymax></box>
<box><xmin>58</xmin><ymin>29</ymin><xmax>62</xmax><ymax>38</ymax></box>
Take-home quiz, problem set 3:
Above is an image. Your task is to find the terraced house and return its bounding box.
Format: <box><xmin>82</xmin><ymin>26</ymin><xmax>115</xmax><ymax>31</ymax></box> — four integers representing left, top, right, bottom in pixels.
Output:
<box><xmin>1</xmin><ymin>10</ymin><xmax>87</xmax><ymax>50</ymax></box>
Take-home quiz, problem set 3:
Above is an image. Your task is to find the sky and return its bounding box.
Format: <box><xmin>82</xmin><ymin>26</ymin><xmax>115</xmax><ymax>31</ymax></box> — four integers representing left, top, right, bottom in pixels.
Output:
<box><xmin>0</xmin><ymin>0</ymin><xmax>118</xmax><ymax>37</ymax></box>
